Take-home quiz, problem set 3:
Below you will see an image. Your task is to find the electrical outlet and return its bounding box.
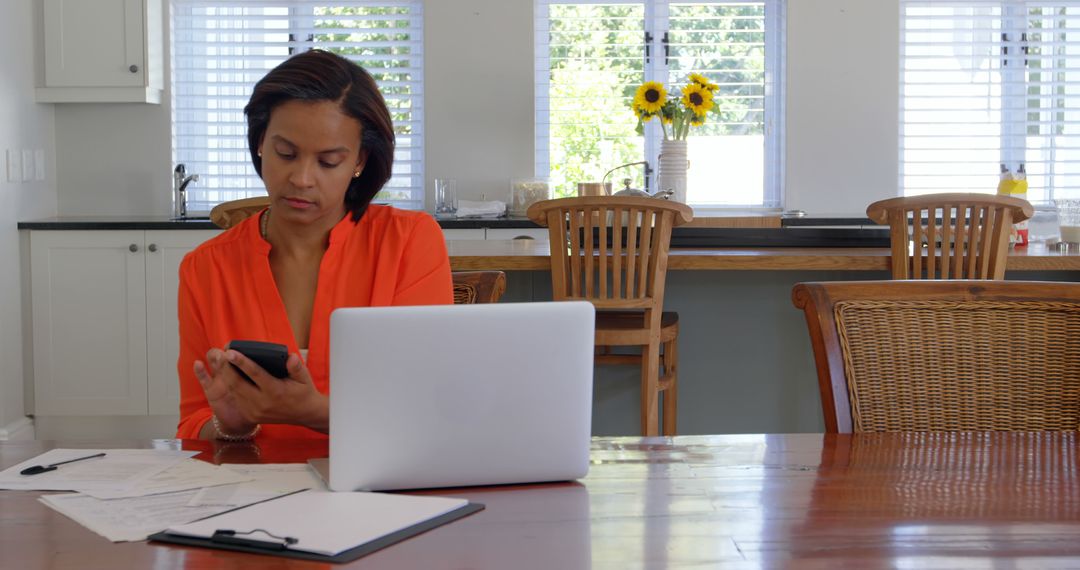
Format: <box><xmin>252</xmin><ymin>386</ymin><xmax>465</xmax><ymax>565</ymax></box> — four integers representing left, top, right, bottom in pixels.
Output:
<box><xmin>6</xmin><ymin>149</ymin><xmax>20</xmax><ymax>183</ymax></box>
<box><xmin>34</xmin><ymin>149</ymin><xmax>45</xmax><ymax>181</ymax></box>
<box><xmin>21</xmin><ymin>149</ymin><xmax>33</xmax><ymax>182</ymax></box>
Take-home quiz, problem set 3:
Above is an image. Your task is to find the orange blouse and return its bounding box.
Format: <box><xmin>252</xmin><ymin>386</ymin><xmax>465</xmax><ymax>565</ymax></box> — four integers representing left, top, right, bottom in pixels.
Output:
<box><xmin>176</xmin><ymin>205</ymin><xmax>453</xmax><ymax>439</ymax></box>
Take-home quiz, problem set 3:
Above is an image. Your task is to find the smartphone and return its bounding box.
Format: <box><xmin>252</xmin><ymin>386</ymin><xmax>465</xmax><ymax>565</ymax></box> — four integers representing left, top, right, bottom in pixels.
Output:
<box><xmin>226</xmin><ymin>340</ymin><xmax>290</xmax><ymax>383</ymax></box>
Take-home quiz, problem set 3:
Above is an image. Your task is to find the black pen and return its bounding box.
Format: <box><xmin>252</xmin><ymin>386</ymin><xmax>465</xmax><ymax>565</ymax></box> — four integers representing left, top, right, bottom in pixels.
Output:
<box><xmin>20</xmin><ymin>452</ymin><xmax>107</xmax><ymax>476</ymax></box>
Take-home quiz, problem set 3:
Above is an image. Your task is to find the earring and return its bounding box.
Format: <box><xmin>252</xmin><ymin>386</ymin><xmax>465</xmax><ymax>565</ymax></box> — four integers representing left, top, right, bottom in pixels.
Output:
<box><xmin>353</xmin><ymin>171</ymin><xmax>361</xmax><ymax>178</ymax></box>
<box><xmin>257</xmin><ymin>150</ymin><xmax>262</xmax><ymax>157</ymax></box>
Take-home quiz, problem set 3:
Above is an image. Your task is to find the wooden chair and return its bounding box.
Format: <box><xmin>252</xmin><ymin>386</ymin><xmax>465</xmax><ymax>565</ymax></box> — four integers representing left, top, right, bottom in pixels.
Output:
<box><xmin>209</xmin><ymin>197</ymin><xmax>502</xmax><ymax>303</ymax></box>
<box><xmin>527</xmin><ymin>196</ymin><xmax>694</xmax><ymax>436</ymax></box>
<box><xmin>866</xmin><ymin>193</ymin><xmax>1033</xmax><ymax>279</ymax></box>
<box><xmin>209</xmin><ymin>196</ymin><xmax>271</xmax><ymax>230</ymax></box>
<box><xmin>792</xmin><ymin>280</ymin><xmax>1080</xmax><ymax>433</ymax></box>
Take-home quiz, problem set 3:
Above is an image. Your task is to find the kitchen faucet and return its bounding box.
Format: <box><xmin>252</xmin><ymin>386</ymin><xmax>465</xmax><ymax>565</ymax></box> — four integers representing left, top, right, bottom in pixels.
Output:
<box><xmin>173</xmin><ymin>164</ymin><xmax>199</xmax><ymax>218</ymax></box>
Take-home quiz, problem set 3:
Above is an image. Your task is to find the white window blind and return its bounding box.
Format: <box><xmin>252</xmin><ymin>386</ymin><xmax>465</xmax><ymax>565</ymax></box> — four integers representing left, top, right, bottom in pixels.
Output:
<box><xmin>172</xmin><ymin>0</ymin><xmax>424</xmax><ymax>212</ymax></box>
<box><xmin>901</xmin><ymin>1</ymin><xmax>1080</xmax><ymax>201</ymax></box>
<box><xmin>535</xmin><ymin>0</ymin><xmax>784</xmax><ymax>208</ymax></box>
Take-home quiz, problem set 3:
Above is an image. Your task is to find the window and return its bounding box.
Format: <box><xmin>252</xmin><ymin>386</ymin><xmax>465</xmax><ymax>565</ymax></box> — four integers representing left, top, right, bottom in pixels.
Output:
<box><xmin>535</xmin><ymin>0</ymin><xmax>785</xmax><ymax>208</ymax></box>
<box><xmin>172</xmin><ymin>0</ymin><xmax>423</xmax><ymax>212</ymax></box>
<box><xmin>901</xmin><ymin>1</ymin><xmax>1080</xmax><ymax>201</ymax></box>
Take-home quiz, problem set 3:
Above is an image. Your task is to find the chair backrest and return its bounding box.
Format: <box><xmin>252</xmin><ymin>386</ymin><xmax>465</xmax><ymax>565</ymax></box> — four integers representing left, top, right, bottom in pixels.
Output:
<box><xmin>209</xmin><ymin>196</ymin><xmax>272</xmax><ymax>229</ymax></box>
<box><xmin>526</xmin><ymin>197</ymin><xmax>693</xmax><ymax>315</ymax></box>
<box><xmin>792</xmin><ymin>280</ymin><xmax>1080</xmax><ymax>433</ymax></box>
<box><xmin>866</xmin><ymin>193</ymin><xmax>1033</xmax><ymax>280</ymax></box>
<box><xmin>451</xmin><ymin>271</ymin><xmax>507</xmax><ymax>304</ymax></box>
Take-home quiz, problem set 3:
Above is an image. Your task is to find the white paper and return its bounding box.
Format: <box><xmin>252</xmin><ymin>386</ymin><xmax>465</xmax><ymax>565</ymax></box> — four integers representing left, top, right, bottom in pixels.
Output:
<box><xmin>83</xmin><ymin>459</ymin><xmax>253</xmax><ymax>500</ymax></box>
<box><xmin>168</xmin><ymin>491</ymin><xmax>470</xmax><ymax>556</ymax></box>
<box><xmin>187</xmin><ymin>463</ymin><xmax>325</xmax><ymax>506</ymax></box>
<box><xmin>0</xmin><ymin>449</ymin><xmax>196</xmax><ymax>492</ymax></box>
<box><xmin>39</xmin><ymin>490</ymin><xmax>234</xmax><ymax>543</ymax></box>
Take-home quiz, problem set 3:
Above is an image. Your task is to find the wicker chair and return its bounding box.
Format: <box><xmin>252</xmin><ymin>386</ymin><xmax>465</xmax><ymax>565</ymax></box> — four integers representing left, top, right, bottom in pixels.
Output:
<box><xmin>451</xmin><ymin>271</ymin><xmax>506</xmax><ymax>304</ymax></box>
<box><xmin>527</xmin><ymin>196</ymin><xmax>693</xmax><ymax>435</ymax></box>
<box><xmin>792</xmin><ymin>280</ymin><xmax>1080</xmax><ymax>433</ymax></box>
<box><xmin>866</xmin><ymin>193</ymin><xmax>1033</xmax><ymax>280</ymax></box>
<box><xmin>209</xmin><ymin>197</ymin><xmax>501</xmax><ymax>303</ymax></box>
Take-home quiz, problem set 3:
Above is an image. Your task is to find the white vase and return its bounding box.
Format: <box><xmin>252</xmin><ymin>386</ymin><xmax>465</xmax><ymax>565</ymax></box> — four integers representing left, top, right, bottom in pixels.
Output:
<box><xmin>656</xmin><ymin>139</ymin><xmax>689</xmax><ymax>203</ymax></box>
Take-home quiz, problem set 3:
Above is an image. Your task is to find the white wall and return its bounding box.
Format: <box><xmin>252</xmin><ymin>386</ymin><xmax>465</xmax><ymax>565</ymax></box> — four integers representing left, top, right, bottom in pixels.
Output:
<box><xmin>425</xmin><ymin>1</ymin><xmax>536</xmax><ymax>208</ymax></box>
<box><xmin>784</xmin><ymin>0</ymin><xmax>900</xmax><ymax>214</ymax></box>
<box><xmin>1</xmin><ymin>0</ymin><xmax>57</xmax><ymax>435</ymax></box>
<box><xmin>47</xmin><ymin>0</ymin><xmax>903</xmax><ymax>217</ymax></box>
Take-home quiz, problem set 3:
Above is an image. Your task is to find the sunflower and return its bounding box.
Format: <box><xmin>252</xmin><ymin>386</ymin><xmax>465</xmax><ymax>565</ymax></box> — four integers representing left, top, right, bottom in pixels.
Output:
<box><xmin>681</xmin><ymin>83</ymin><xmax>714</xmax><ymax>116</ymax></box>
<box><xmin>688</xmin><ymin>72</ymin><xmax>719</xmax><ymax>92</ymax></box>
<box><xmin>632</xmin><ymin>101</ymin><xmax>656</xmax><ymax>122</ymax></box>
<box><xmin>689</xmin><ymin>114</ymin><xmax>705</xmax><ymax>127</ymax></box>
<box><xmin>633</xmin><ymin>81</ymin><xmax>667</xmax><ymax>115</ymax></box>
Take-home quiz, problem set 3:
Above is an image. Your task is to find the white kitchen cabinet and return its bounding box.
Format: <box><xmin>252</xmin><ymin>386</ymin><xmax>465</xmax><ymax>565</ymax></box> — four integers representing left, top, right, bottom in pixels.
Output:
<box><xmin>442</xmin><ymin>228</ymin><xmax>548</xmax><ymax>241</ymax></box>
<box><xmin>484</xmin><ymin>228</ymin><xmax>550</xmax><ymax>241</ymax></box>
<box><xmin>29</xmin><ymin>230</ymin><xmax>218</xmax><ymax>416</ymax></box>
<box><xmin>37</xmin><ymin>0</ymin><xmax>163</xmax><ymax>103</ymax></box>
<box><xmin>442</xmin><ymin>228</ymin><xmax>486</xmax><ymax>240</ymax></box>
<box><xmin>145</xmin><ymin>231</ymin><xmax>219</xmax><ymax>414</ymax></box>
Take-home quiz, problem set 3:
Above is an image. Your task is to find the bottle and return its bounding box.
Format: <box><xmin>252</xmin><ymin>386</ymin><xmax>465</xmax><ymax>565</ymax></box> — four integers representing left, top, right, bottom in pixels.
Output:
<box><xmin>996</xmin><ymin>163</ymin><xmax>1029</xmax><ymax>246</ymax></box>
<box><xmin>1014</xmin><ymin>164</ymin><xmax>1030</xmax><ymax>246</ymax></box>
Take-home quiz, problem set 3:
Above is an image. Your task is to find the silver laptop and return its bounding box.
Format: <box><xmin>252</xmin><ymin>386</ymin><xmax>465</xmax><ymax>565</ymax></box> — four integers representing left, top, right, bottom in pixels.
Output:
<box><xmin>312</xmin><ymin>301</ymin><xmax>595</xmax><ymax>491</ymax></box>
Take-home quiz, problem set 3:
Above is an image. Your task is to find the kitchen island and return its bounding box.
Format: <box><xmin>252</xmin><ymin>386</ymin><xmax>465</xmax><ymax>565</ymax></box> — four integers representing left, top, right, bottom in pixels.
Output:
<box><xmin>451</xmin><ymin>239</ymin><xmax>1080</xmax><ymax>436</ymax></box>
<box><xmin>17</xmin><ymin>218</ymin><xmax>1080</xmax><ymax>438</ymax></box>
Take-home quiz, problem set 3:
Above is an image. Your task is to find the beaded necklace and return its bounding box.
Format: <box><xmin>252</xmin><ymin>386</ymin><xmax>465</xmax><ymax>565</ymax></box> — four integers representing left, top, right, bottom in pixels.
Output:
<box><xmin>260</xmin><ymin>208</ymin><xmax>270</xmax><ymax>239</ymax></box>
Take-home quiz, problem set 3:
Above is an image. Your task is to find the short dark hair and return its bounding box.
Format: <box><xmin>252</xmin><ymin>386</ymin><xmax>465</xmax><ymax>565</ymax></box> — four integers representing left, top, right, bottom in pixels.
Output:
<box><xmin>244</xmin><ymin>49</ymin><xmax>395</xmax><ymax>222</ymax></box>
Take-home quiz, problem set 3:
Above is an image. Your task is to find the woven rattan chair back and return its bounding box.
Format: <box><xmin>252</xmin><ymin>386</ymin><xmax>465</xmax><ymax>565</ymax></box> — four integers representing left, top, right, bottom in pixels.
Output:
<box><xmin>451</xmin><ymin>271</ymin><xmax>506</xmax><ymax>304</ymax></box>
<box><xmin>867</xmin><ymin>193</ymin><xmax>1033</xmax><ymax>280</ymax></box>
<box><xmin>792</xmin><ymin>280</ymin><xmax>1080</xmax><ymax>433</ymax></box>
<box><xmin>526</xmin><ymin>196</ymin><xmax>693</xmax><ymax>310</ymax></box>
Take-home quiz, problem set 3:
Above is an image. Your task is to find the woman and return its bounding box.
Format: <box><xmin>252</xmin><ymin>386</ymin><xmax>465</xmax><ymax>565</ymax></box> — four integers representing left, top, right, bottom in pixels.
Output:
<box><xmin>176</xmin><ymin>50</ymin><xmax>453</xmax><ymax>441</ymax></box>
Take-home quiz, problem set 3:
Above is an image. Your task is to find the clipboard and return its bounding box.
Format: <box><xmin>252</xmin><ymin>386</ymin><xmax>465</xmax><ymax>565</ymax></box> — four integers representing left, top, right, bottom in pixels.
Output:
<box><xmin>149</xmin><ymin>490</ymin><xmax>484</xmax><ymax>564</ymax></box>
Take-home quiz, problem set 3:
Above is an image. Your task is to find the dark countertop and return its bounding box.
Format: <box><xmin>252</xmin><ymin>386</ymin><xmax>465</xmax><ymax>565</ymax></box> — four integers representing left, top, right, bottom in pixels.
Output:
<box><xmin>781</xmin><ymin>215</ymin><xmax>875</xmax><ymax>226</ymax></box>
<box><xmin>17</xmin><ymin>216</ymin><xmax>220</xmax><ymax>230</ymax></box>
<box><xmin>18</xmin><ymin>214</ymin><xmax>875</xmax><ymax>230</ymax></box>
<box><xmin>16</xmin><ymin>215</ymin><xmax>537</xmax><ymax>230</ymax></box>
<box><xmin>18</xmin><ymin>215</ymin><xmax>887</xmax><ymax>247</ymax></box>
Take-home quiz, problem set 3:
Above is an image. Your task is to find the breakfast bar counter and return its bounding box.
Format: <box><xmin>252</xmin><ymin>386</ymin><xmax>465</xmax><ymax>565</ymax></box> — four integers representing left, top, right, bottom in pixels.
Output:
<box><xmin>447</xmin><ymin>239</ymin><xmax>1080</xmax><ymax>272</ymax></box>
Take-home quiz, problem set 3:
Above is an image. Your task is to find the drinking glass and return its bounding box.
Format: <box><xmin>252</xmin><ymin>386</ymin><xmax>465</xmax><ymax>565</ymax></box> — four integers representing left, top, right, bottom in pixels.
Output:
<box><xmin>434</xmin><ymin>178</ymin><xmax>457</xmax><ymax>216</ymax></box>
<box><xmin>1028</xmin><ymin>201</ymin><xmax>1061</xmax><ymax>244</ymax></box>
<box><xmin>1057</xmin><ymin>199</ymin><xmax>1080</xmax><ymax>245</ymax></box>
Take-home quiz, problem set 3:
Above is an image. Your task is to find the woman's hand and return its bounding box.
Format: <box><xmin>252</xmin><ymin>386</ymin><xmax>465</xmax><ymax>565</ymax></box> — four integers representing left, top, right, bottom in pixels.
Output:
<box><xmin>194</xmin><ymin>348</ymin><xmax>329</xmax><ymax>436</ymax></box>
<box><xmin>194</xmin><ymin>348</ymin><xmax>251</xmax><ymax>437</ymax></box>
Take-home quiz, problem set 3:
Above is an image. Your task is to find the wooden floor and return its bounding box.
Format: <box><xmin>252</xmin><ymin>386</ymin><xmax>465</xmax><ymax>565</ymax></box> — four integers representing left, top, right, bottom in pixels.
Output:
<box><xmin>2</xmin><ymin>432</ymin><xmax>1079</xmax><ymax>568</ymax></box>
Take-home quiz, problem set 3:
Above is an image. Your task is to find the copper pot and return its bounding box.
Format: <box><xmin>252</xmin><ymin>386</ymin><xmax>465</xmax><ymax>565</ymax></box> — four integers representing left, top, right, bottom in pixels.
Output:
<box><xmin>576</xmin><ymin>182</ymin><xmax>612</xmax><ymax>197</ymax></box>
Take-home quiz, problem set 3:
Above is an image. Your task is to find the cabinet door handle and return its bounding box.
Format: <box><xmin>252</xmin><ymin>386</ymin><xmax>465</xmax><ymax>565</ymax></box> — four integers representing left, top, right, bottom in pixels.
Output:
<box><xmin>148</xmin><ymin>244</ymin><xmax>158</xmax><ymax>253</ymax></box>
<box><xmin>129</xmin><ymin>64</ymin><xmax>139</xmax><ymax>73</ymax></box>
<box><xmin>129</xmin><ymin>244</ymin><xmax>139</xmax><ymax>253</ymax></box>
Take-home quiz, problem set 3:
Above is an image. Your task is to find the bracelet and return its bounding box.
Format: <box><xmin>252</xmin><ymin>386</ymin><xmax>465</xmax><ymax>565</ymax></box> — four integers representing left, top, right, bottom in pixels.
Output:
<box><xmin>212</xmin><ymin>415</ymin><xmax>261</xmax><ymax>441</ymax></box>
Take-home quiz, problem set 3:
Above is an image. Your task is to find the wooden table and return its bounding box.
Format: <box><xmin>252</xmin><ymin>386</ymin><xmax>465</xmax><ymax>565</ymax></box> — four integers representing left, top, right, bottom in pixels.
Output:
<box><xmin>448</xmin><ymin>240</ymin><xmax>1080</xmax><ymax>271</ymax></box>
<box><xmin>3</xmin><ymin>433</ymin><xmax>1079</xmax><ymax>568</ymax></box>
